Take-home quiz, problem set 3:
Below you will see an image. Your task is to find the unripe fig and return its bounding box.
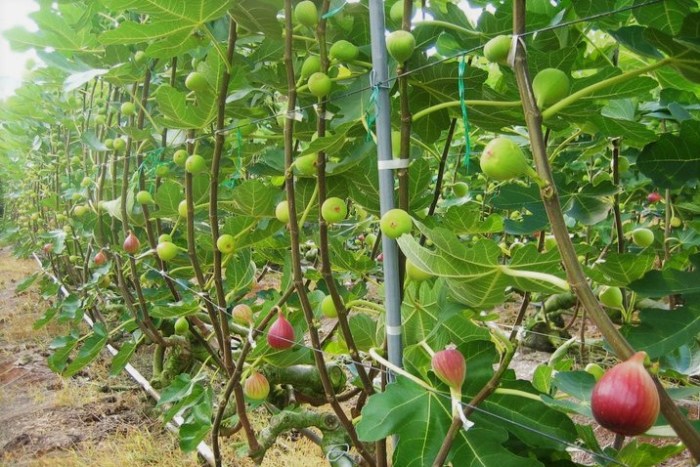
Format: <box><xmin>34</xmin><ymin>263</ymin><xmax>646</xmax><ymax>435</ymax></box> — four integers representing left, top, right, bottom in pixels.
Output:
<box><xmin>185</xmin><ymin>154</ymin><xmax>207</xmax><ymax>174</ymax></box>
<box><xmin>136</xmin><ymin>190</ymin><xmax>153</xmax><ymax>205</ymax></box>
<box><xmin>329</xmin><ymin>40</ymin><xmax>359</xmax><ymax>62</ymax></box>
<box><xmin>386</xmin><ymin>30</ymin><xmax>416</xmax><ymax>64</ymax></box>
<box><xmin>267</xmin><ymin>311</ymin><xmax>295</xmax><ymax>349</ymax></box>
<box><xmin>483</xmin><ymin>35</ymin><xmax>511</xmax><ymax>64</ymax></box>
<box><xmin>584</xmin><ymin>363</ymin><xmax>605</xmax><ymax>381</ymax></box>
<box><xmin>321</xmin><ymin>197</ymin><xmax>347</xmax><ymax>224</ymax></box>
<box><xmin>320</xmin><ymin>295</ymin><xmax>339</xmax><ymax>318</ymax></box>
<box><xmin>452</xmin><ymin>181</ymin><xmax>469</xmax><ymax>197</ymax></box>
<box><xmin>293</xmin><ymin>154</ymin><xmax>317</xmax><ymax>176</ymax></box>
<box><xmin>173</xmin><ymin>149</ymin><xmax>188</xmax><ymax>167</ymax></box>
<box><xmin>307</xmin><ymin>72</ymin><xmax>332</xmax><ymax>98</ymax></box>
<box><xmin>123</xmin><ymin>231</ymin><xmax>140</xmax><ymax>254</ymax></box>
<box><xmin>431</xmin><ymin>346</ymin><xmax>466</xmax><ymax>390</ymax></box>
<box><xmin>275</xmin><ymin>201</ymin><xmax>290</xmax><ymax>224</ymax></box>
<box><xmin>178</xmin><ymin>200</ymin><xmax>188</xmax><ymax>218</ymax></box>
<box><xmin>479</xmin><ymin>137</ymin><xmax>537</xmax><ymax>181</ymax></box>
<box><xmin>94</xmin><ymin>249</ymin><xmax>107</xmax><ymax>266</ymax></box>
<box><xmin>294</xmin><ymin>0</ymin><xmax>318</xmax><ymax>28</ymax></box>
<box><xmin>598</xmin><ymin>286</ymin><xmax>623</xmax><ymax>309</ymax></box>
<box><xmin>232</xmin><ymin>304</ymin><xmax>254</xmax><ymax>326</ymax></box>
<box><xmin>112</xmin><ymin>137</ymin><xmax>126</xmax><ymax>152</ymax></box>
<box><xmin>155</xmin><ymin>164</ymin><xmax>170</xmax><ymax>177</ymax></box>
<box><xmin>670</xmin><ymin>216</ymin><xmax>682</xmax><ymax>228</ymax></box>
<box><xmin>631</xmin><ymin>228</ymin><xmax>654</xmax><ymax>248</ymax></box>
<box><xmin>646</xmin><ymin>192</ymin><xmax>661</xmax><ymax>203</ymax></box>
<box><xmin>74</xmin><ymin>204</ymin><xmax>89</xmax><ymax>217</ymax></box>
<box><xmin>591</xmin><ymin>351</ymin><xmax>660</xmax><ymax>436</ymax></box>
<box><xmin>216</xmin><ymin>234</ymin><xmax>236</xmax><ymax>254</ymax></box>
<box><xmin>185</xmin><ymin>71</ymin><xmax>209</xmax><ymax>93</ymax></box>
<box><xmin>380</xmin><ymin>209</ymin><xmax>412</xmax><ymax>239</ymax></box>
<box><xmin>174</xmin><ymin>316</ymin><xmax>189</xmax><ymax>335</ymax></box>
<box><xmin>300</xmin><ymin>55</ymin><xmax>321</xmax><ymax>79</ymax></box>
<box><xmin>81</xmin><ymin>176</ymin><xmax>92</xmax><ymax>188</ymax></box>
<box><xmin>134</xmin><ymin>50</ymin><xmax>147</xmax><ymax>64</ymax></box>
<box><xmin>389</xmin><ymin>1</ymin><xmax>403</xmax><ymax>23</ymax></box>
<box><xmin>159</xmin><ymin>234</ymin><xmax>172</xmax><ymax>243</ymax></box>
<box><xmin>532</xmin><ymin>68</ymin><xmax>570</xmax><ymax>108</ymax></box>
<box><xmin>364</xmin><ymin>233</ymin><xmax>377</xmax><ymax>249</ymax></box>
<box><xmin>156</xmin><ymin>241</ymin><xmax>178</xmax><ymax>261</ymax></box>
<box><xmin>120</xmin><ymin>101</ymin><xmax>136</xmax><ymax>117</ymax></box>
<box><xmin>244</xmin><ymin>371</ymin><xmax>270</xmax><ymax>401</ymax></box>
<box><xmin>405</xmin><ymin>259</ymin><xmax>432</xmax><ymax>282</ymax></box>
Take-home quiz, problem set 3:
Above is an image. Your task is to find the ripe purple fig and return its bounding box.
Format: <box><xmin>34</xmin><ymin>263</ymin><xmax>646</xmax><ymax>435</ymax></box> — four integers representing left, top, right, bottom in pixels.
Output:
<box><xmin>267</xmin><ymin>311</ymin><xmax>295</xmax><ymax>349</ymax></box>
<box><xmin>591</xmin><ymin>351</ymin><xmax>660</xmax><ymax>436</ymax></box>
<box><xmin>431</xmin><ymin>345</ymin><xmax>466</xmax><ymax>390</ymax></box>
<box><xmin>93</xmin><ymin>249</ymin><xmax>107</xmax><ymax>266</ymax></box>
<box><xmin>243</xmin><ymin>371</ymin><xmax>270</xmax><ymax>401</ymax></box>
<box><xmin>123</xmin><ymin>231</ymin><xmax>140</xmax><ymax>254</ymax></box>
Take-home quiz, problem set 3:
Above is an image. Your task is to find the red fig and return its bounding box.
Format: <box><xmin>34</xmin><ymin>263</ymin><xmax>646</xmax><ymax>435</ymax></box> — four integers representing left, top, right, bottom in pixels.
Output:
<box><xmin>243</xmin><ymin>371</ymin><xmax>270</xmax><ymax>401</ymax></box>
<box><xmin>94</xmin><ymin>249</ymin><xmax>107</xmax><ymax>265</ymax></box>
<box><xmin>42</xmin><ymin>243</ymin><xmax>54</xmax><ymax>254</ymax></box>
<box><xmin>591</xmin><ymin>351</ymin><xmax>660</xmax><ymax>436</ymax></box>
<box><xmin>267</xmin><ymin>311</ymin><xmax>295</xmax><ymax>349</ymax></box>
<box><xmin>123</xmin><ymin>230</ymin><xmax>140</xmax><ymax>254</ymax></box>
<box><xmin>431</xmin><ymin>345</ymin><xmax>466</xmax><ymax>390</ymax></box>
<box><xmin>646</xmin><ymin>192</ymin><xmax>662</xmax><ymax>203</ymax></box>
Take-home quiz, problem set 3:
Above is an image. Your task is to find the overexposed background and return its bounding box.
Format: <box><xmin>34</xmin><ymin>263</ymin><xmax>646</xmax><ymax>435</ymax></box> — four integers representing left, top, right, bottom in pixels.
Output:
<box><xmin>0</xmin><ymin>0</ymin><xmax>39</xmax><ymax>99</ymax></box>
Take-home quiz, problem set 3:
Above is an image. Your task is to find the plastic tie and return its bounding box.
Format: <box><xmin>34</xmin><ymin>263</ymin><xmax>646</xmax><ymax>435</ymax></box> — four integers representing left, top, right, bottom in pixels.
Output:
<box><xmin>322</xmin><ymin>0</ymin><xmax>346</xmax><ymax>19</ymax></box>
<box><xmin>377</xmin><ymin>159</ymin><xmax>410</xmax><ymax>170</ymax></box>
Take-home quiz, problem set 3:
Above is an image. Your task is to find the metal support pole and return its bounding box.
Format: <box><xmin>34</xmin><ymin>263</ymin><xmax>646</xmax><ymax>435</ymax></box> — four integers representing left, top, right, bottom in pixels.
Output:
<box><xmin>368</xmin><ymin>0</ymin><xmax>403</xmax><ymax>372</ymax></box>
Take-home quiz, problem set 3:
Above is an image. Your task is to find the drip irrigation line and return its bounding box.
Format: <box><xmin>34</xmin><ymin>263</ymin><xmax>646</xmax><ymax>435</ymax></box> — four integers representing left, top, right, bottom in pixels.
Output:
<box><xmin>31</xmin><ymin>253</ymin><xmax>216</xmax><ymax>467</ymax></box>
<box><xmin>151</xmin><ymin>0</ymin><xmax>665</xmax><ymax>144</ymax></box>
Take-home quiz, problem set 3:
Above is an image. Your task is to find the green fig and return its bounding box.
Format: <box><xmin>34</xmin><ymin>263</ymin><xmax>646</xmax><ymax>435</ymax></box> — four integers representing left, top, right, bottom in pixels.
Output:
<box><xmin>483</xmin><ymin>35</ymin><xmax>511</xmax><ymax>65</ymax></box>
<box><xmin>479</xmin><ymin>138</ymin><xmax>537</xmax><ymax>181</ymax></box>
<box><xmin>532</xmin><ymin>68</ymin><xmax>569</xmax><ymax>108</ymax></box>
<box><xmin>386</xmin><ymin>30</ymin><xmax>416</xmax><ymax>64</ymax></box>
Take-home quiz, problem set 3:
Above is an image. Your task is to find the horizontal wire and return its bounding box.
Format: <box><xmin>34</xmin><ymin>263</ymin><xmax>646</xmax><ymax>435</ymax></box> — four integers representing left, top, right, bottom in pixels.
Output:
<box><xmin>182</xmin><ymin>0</ymin><xmax>664</xmax><ymax>142</ymax></box>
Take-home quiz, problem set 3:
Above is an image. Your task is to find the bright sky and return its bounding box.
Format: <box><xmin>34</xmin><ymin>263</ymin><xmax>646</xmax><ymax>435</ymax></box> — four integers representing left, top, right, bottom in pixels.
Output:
<box><xmin>0</xmin><ymin>0</ymin><xmax>39</xmax><ymax>99</ymax></box>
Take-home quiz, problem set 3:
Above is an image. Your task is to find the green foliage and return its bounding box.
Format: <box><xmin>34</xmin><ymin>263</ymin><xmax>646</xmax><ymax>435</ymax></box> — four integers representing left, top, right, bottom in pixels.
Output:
<box><xmin>1</xmin><ymin>0</ymin><xmax>699</xmax><ymax>464</ymax></box>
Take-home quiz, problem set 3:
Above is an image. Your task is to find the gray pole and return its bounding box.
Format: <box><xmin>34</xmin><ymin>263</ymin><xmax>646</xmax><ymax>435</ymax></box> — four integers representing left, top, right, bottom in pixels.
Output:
<box><xmin>368</xmin><ymin>0</ymin><xmax>403</xmax><ymax>372</ymax></box>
